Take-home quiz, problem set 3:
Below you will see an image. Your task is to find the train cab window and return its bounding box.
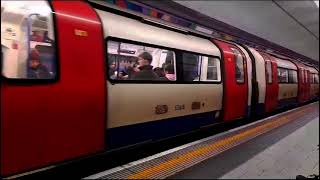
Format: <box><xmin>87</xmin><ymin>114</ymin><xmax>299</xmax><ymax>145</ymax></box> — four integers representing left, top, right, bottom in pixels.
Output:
<box><xmin>182</xmin><ymin>53</ymin><xmax>221</xmax><ymax>82</ymax></box>
<box><xmin>277</xmin><ymin>68</ymin><xmax>288</xmax><ymax>83</ymax></box>
<box><xmin>288</xmin><ymin>70</ymin><xmax>298</xmax><ymax>83</ymax></box>
<box><xmin>107</xmin><ymin>40</ymin><xmax>176</xmax><ymax>81</ymax></box>
<box><xmin>266</xmin><ymin>61</ymin><xmax>272</xmax><ymax>83</ymax></box>
<box><xmin>230</xmin><ymin>48</ymin><xmax>245</xmax><ymax>83</ymax></box>
<box><xmin>1</xmin><ymin>1</ymin><xmax>57</xmax><ymax>79</ymax></box>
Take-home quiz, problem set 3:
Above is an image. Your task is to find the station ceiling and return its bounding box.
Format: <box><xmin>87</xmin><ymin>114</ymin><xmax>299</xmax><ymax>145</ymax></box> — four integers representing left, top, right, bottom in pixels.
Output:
<box><xmin>173</xmin><ymin>0</ymin><xmax>319</xmax><ymax>62</ymax></box>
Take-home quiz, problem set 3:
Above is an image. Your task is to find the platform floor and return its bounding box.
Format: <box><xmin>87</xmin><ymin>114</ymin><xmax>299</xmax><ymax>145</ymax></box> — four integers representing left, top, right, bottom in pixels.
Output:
<box><xmin>84</xmin><ymin>102</ymin><xmax>319</xmax><ymax>180</ymax></box>
<box><xmin>171</xmin><ymin>106</ymin><xmax>319</xmax><ymax>179</ymax></box>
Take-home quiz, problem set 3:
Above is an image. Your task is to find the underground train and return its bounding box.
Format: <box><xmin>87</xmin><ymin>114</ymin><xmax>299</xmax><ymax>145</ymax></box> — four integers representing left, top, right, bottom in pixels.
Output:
<box><xmin>0</xmin><ymin>0</ymin><xmax>319</xmax><ymax>177</ymax></box>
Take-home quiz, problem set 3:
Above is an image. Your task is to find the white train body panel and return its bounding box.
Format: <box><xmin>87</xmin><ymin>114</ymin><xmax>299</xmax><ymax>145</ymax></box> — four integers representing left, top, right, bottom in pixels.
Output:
<box><xmin>278</xmin><ymin>84</ymin><xmax>298</xmax><ymax>100</ymax></box>
<box><xmin>275</xmin><ymin>58</ymin><xmax>298</xmax><ymax>101</ymax></box>
<box><xmin>247</xmin><ymin>47</ymin><xmax>266</xmax><ymax>104</ymax></box>
<box><xmin>275</xmin><ymin>58</ymin><xmax>298</xmax><ymax>70</ymax></box>
<box><xmin>107</xmin><ymin>82</ymin><xmax>223</xmax><ymax>128</ymax></box>
<box><xmin>96</xmin><ymin>10</ymin><xmax>223</xmax><ymax>129</ymax></box>
<box><xmin>96</xmin><ymin>10</ymin><xmax>221</xmax><ymax>57</ymax></box>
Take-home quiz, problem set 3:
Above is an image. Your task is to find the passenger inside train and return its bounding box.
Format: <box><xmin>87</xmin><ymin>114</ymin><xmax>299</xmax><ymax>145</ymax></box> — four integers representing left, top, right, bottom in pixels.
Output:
<box><xmin>28</xmin><ymin>48</ymin><xmax>51</xmax><ymax>79</ymax></box>
<box><xmin>131</xmin><ymin>52</ymin><xmax>159</xmax><ymax>80</ymax></box>
<box><xmin>107</xmin><ymin>40</ymin><xmax>177</xmax><ymax>81</ymax></box>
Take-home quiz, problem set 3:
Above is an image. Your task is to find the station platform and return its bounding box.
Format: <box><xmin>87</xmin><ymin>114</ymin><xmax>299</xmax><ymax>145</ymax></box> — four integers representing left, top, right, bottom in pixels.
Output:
<box><xmin>85</xmin><ymin>102</ymin><xmax>319</xmax><ymax>179</ymax></box>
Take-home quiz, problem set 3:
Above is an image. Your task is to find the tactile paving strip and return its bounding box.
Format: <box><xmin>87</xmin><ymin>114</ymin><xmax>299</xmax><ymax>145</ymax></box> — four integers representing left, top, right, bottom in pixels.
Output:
<box><xmin>84</xmin><ymin>102</ymin><xmax>318</xmax><ymax>179</ymax></box>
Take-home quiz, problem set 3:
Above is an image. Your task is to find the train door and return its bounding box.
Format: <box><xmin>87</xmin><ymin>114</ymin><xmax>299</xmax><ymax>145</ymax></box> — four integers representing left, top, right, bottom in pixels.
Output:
<box><xmin>236</xmin><ymin>44</ymin><xmax>253</xmax><ymax>119</ymax></box>
<box><xmin>304</xmin><ymin>69</ymin><xmax>311</xmax><ymax>101</ymax></box>
<box><xmin>214</xmin><ymin>40</ymin><xmax>248</xmax><ymax>121</ymax></box>
<box><xmin>298</xmin><ymin>66</ymin><xmax>305</xmax><ymax>103</ymax></box>
<box><xmin>261</xmin><ymin>53</ymin><xmax>278</xmax><ymax>113</ymax></box>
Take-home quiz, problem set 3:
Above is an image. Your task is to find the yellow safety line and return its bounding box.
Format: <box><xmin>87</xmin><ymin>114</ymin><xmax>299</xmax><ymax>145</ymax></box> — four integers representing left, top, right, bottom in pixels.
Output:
<box><xmin>128</xmin><ymin>106</ymin><xmax>315</xmax><ymax>179</ymax></box>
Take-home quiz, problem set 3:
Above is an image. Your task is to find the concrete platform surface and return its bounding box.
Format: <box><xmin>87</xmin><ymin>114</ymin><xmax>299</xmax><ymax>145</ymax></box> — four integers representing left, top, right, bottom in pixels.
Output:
<box><xmin>171</xmin><ymin>106</ymin><xmax>319</xmax><ymax>179</ymax></box>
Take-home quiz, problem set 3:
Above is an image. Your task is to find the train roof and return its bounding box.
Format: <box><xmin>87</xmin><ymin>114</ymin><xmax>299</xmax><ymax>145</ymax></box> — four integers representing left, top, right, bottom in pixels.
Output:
<box><xmin>306</xmin><ymin>65</ymin><xmax>319</xmax><ymax>73</ymax></box>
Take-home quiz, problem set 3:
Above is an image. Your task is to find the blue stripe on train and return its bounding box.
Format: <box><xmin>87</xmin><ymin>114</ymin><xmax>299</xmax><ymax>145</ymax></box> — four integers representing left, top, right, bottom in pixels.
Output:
<box><xmin>277</xmin><ymin>97</ymin><xmax>298</xmax><ymax>109</ymax></box>
<box><xmin>246</xmin><ymin>105</ymin><xmax>251</xmax><ymax>119</ymax></box>
<box><xmin>106</xmin><ymin>111</ymin><xmax>219</xmax><ymax>149</ymax></box>
<box><xmin>256</xmin><ymin>103</ymin><xmax>265</xmax><ymax>115</ymax></box>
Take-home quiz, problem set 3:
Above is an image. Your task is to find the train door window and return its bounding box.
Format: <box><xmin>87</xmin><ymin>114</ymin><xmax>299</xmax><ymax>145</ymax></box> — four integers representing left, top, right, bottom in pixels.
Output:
<box><xmin>1</xmin><ymin>1</ymin><xmax>56</xmax><ymax>79</ymax></box>
<box><xmin>304</xmin><ymin>70</ymin><xmax>308</xmax><ymax>83</ymax></box>
<box><xmin>288</xmin><ymin>70</ymin><xmax>298</xmax><ymax>83</ymax></box>
<box><xmin>301</xmin><ymin>69</ymin><xmax>305</xmax><ymax>84</ymax></box>
<box><xmin>310</xmin><ymin>74</ymin><xmax>314</xmax><ymax>84</ymax></box>
<box><xmin>107</xmin><ymin>40</ymin><xmax>176</xmax><ymax>81</ymax></box>
<box><xmin>277</xmin><ymin>68</ymin><xmax>288</xmax><ymax>83</ymax></box>
<box><xmin>266</xmin><ymin>61</ymin><xmax>272</xmax><ymax>83</ymax></box>
<box><xmin>315</xmin><ymin>74</ymin><xmax>319</xmax><ymax>84</ymax></box>
<box><xmin>230</xmin><ymin>48</ymin><xmax>245</xmax><ymax>83</ymax></box>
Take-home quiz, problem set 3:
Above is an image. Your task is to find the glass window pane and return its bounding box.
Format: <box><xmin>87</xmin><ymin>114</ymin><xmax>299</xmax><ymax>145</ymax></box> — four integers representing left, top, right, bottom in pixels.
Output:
<box><xmin>183</xmin><ymin>53</ymin><xmax>221</xmax><ymax>82</ymax></box>
<box><xmin>1</xmin><ymin>1</ymin><xmax>56</xmax><ymax>79</ymax></box>
<box><xmin>231</xmin><ymin>48</ymin><xmax>245</xmax><ymax>83</ymax></box>
<box><xmin>107</xmin><ymin>40</ymin><xmax>176</xmax><ymax>81</ymax></box>
<box><xmin>305</xmin><ymin>70</ymin><xmax>308</xmax><ymax>83</ymax></box>
<box><xmin>266</xmin><ymin>61</ymin><xmax>272</xmax><ymax>83</ymax></box>
<box><xmin>301</xmin><ymin>69</ymin><xmax>305</xmax><ymax>83</ymax></box>
<box><xmin>277</xmin><ymin>68</ymin><xmax>288</xmax><ymax>83</ymax></box>
<box><xmin>182</xmin><ymin>53</ymin><xmax>201</xmax><ymax>82</ymax></box>
<box><xmin>315</xmin><ymin>74</ymin><xmax>319</xmax><ymax>84</ymax></box>
<box><xmin>288</xmin><ymin>70</ymin><xmax>298</xmax><ymax>83</ymax></box>
<box><xmin>310</xmin><ymin>74</ymin><xmax>314</xmax><ymax>84</ymax></box>
<box><xmin>206</xmin><ymin>57</ymin><xmax>220</xmax><ymax>81</ymax></box>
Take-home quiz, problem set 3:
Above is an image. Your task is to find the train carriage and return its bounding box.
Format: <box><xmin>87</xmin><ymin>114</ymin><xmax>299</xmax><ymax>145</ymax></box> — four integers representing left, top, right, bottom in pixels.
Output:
<box><xmin>213</xmin><ymin>39</ymin><xmax>249</xmax><ymax>122</ymax></box>
<box><xmin>274</xmin><ymin>57</ymin><xmax>299</xmax><ymax>108</ymax></box>
<box><xmin>295</xmin><ymin>62</ymin><xmax>311</xmax><ymax>104</ymax></box>
<box><xmin>257</xmin><ymin>52</ymin><xmax>279</xmax><ymax>113</ymax></box>
<box><xmin>0</xmin><ymin>0</ymin><xmax>318</xmax><ymax>178</ymax></box>
<box><xmin>306</xmin><ymin>65</ymin><xmax>319</xmax><ymax>101</ymax></box>
<box><xmin>98</xmin><ymin>9</ymin><xmax>224</xmax><ymax>149</ymax></box>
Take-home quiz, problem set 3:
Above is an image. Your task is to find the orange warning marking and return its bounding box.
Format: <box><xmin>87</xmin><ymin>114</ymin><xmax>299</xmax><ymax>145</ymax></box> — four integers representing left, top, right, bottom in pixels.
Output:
<box><xmin>128</xmin><ymin>107</ymin><xmax>314</xmax><ymax>179</ymax></box>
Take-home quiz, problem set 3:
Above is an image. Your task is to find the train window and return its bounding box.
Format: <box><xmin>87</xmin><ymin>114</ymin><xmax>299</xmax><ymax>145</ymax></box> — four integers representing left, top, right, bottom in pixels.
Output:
<box><xmin>310</xmin><ymin>74</ymin><xmax>315</xmax><ymax>84</ymax></box>
<box><xmin>230</xmin><ymin>48</ymin><xmax>245</xmax><ymax>83</ymax></box>
<box><xmin>288</xmin><ymin>70</ymin><xmax>298</xmax><ymax>83</ymax></box>
<box><xmin>181</xmin><ymin>53</ymin><xmax>221</xmax><ymax>82</ymax></box>
<box><xmin>277</xmin><ymin>68</ymin><xmax>288</xmax><ymax>83</ymax></box>
<box><xmin>107</xmin><ymin>40</ymin><xmax>176</xmax><ymax>81</ymax></box>
<box><xmin>182</xmin><ymin>53</ymin><xmax>201</xmax><ymax>81</ymax></box>
<box><xmin>315</xmin><ymin>74</ymin><xmax>319</xmax><ymax>84</ymax></box>
<box><xmin>204</xmin><ymin>57</ymin><xmax>221</xmax><ymax>81</ymax></box>
<box><xmin>266</xmin><ymin>61</ymin><xmax>272</xmax><ymax>83</ymax></box>
<box><xmin>304</xmin><ymin>70</ymin><xmax>308</xmax><ymax>83</ymax></box>
<box><xmin>1</xmin><ymin>1</ymin><xmax>57</xmax><ymax>79</ymax></box>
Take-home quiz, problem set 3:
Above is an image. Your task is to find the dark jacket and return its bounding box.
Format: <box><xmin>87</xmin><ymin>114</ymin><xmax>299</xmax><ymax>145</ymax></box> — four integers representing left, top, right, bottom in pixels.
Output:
<box><xmin>131</xmin><ymin>65</ymin><xmax>159</xmax><ymax>80</ymax></box>
<box><xmin>29</xmin><ymin>65</ymin><xmax>51</xmax><ymax>79</ymax></box>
